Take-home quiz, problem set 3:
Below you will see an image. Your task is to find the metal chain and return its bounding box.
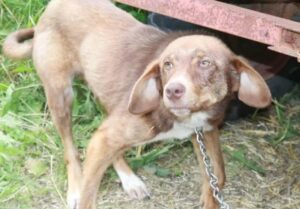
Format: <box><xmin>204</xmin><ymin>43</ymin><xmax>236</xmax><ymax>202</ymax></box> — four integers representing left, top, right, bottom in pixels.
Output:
<box><xmin>194</xmin><ymin>127</ymin><xmax>229</xmax><ymax>209</ymax></box>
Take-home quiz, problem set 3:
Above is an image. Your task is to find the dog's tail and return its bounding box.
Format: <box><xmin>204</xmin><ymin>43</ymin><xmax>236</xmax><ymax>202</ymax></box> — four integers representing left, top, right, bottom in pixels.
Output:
<box><xmin>2</xmin><ymin>28</ymin><xmax>34</xmax><ymax>60</ymax></box>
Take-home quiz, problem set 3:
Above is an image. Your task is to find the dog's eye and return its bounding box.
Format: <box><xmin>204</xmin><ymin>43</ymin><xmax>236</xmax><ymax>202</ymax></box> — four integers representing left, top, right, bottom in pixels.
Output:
<box><xmin>163</xmin><ymin>61</ymin><xmax>173</xmax><ymax>71</ymax></box>
<box><xmin>199</xmin><ymin>58</ymin><xmax>212</xmax><ymax>68</ymax></box>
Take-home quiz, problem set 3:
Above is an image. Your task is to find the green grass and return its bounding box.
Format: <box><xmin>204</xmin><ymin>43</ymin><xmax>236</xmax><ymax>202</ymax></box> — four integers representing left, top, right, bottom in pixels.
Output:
<box><xmin>270</xmin><ymin>86</ymin><xmax>300</xmax><ymax>145</ymax></box>
<box><xmin>1</xmin><ymin>1</ymin><xmax>51</xmax><ymax>208</ymax></box>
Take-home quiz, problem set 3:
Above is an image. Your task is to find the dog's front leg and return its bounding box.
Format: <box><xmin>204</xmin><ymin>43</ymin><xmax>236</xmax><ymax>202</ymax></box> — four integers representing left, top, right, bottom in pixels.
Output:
<box><xmin>78</xmin><ymin>128</ymin><xmax>126</xmax><ymax>209</ymax></box>
<box><xmin>192</xmin><ymin>129</ymin><xmax>225</xmax><ymax>209</ymax></box>
<box><xmin>113</xmin><ymin>156</ymin><xmax>150</xmax><ymax>200</ymax></box>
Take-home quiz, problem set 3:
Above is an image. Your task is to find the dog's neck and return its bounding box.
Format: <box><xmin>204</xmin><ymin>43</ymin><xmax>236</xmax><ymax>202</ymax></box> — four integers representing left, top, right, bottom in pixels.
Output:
<box><xmin>143</xmin><ymin>103</ymin><xmax>210</xmax><ymax>140</ymax></box>
<box><xmin>143</xmin><ymin>102</ymin><xmax>175</xmax><ymax>135</ymax></box>
<box><xmin>138</xmin><ymin>107</ymin><xmax>212</xmax><ymax>145</ymax></box>
<box><xmin>140</xmin><ymin>96</ymin><xmax>231</xmax><ymax>143</ymax></box>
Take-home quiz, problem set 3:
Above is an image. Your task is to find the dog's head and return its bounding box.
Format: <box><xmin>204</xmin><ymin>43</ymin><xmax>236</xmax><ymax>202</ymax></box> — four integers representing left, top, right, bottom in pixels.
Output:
<box><xmin>128</xmin><ymin>35</ymin><xmax>271</xmax><ymax>117</ymax></box>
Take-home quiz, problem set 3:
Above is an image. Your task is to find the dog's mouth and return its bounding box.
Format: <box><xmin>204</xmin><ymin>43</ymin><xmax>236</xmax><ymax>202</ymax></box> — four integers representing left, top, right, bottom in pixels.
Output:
<box><xmin>169</xmin><ymin>107</ymin><xmax>191</xmax><ymax>117</ymax></box>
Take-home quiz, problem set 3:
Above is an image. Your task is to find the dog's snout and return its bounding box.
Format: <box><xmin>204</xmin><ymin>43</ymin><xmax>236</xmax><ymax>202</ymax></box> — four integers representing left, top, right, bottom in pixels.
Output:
<box><xmin>165</xmin><ymin>83</ymin><xmax>186</xmax><ymax>101</ymax></box>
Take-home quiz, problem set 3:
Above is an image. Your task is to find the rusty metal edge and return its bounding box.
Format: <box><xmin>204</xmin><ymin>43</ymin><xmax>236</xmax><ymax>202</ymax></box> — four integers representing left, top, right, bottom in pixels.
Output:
<box><xmin>115</xmin><ymin>0</ymin><xmax>300</xmax><ymax>60</ymax></box>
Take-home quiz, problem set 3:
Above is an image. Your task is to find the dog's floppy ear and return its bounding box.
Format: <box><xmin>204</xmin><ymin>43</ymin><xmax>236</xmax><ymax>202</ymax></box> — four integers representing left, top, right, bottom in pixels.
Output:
<box><xmin>231</xmin><ymin>56</ymin><xmax>272</xmax><ymax>108</ymax></box>
<box><xmin>128</xmin><ymin>60</ymin><xmax>161</xmax><ymax>114</ymax></box>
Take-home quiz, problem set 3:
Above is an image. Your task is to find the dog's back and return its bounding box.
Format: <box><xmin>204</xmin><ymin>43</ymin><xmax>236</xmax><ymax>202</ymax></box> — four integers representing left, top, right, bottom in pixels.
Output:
<box><xmin>32</xmin><ymin>0</ymin><xmax>170</xmax><ymax>112</ymax></box>
<box><xmin>3</xmin><ymin>0</ymin><xmax>201</xmax><ymax>113</ymax></box>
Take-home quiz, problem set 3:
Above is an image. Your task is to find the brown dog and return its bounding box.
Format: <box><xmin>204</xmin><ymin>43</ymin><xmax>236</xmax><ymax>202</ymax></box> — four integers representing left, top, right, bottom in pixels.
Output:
<box><xmin>3</xmin><ymin>0</ymin><xmax>271</xmax><ymax>208</ymax></box>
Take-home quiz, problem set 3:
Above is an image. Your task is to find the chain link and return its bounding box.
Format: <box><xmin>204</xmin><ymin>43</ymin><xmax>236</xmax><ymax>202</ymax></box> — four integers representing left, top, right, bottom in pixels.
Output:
<box><xmin>194</xmin><ymin>128</ymin><xmax>229</xmax><ymax>209</ymax></box>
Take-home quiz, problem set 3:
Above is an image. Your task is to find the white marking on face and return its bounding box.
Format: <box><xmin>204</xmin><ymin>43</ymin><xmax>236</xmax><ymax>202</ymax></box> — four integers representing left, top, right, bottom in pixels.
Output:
<box><xmin>163</xmin><ymin>73</ymin><xmax>195</xmax><ymax>108</ymax></box>
<box><xmin>116</xmin><ymin>170</ymin><xmax>150</xmax><ymax>200</ymax></box>
<box><xmin>170</xmin><ymin>108</ymin><xmax>191</xmax><ymax>117</ymax></box>
<box><xmin>149</xmin><ymin>111</ymin><xmax>212</xmax><ymax>143</ymax></box>
<box><xmin>166</xmin><ymin>73</ymin><xmax>190</xmax><ymax>87</ymax></box>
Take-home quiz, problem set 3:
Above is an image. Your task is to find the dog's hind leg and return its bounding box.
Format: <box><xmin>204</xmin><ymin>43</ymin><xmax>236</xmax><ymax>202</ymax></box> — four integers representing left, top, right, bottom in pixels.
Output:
<box><xmin>43</xmin><ymin>75</ymin><xmax>81</xmax><ymax>209</ymax></box>
<box><xmin>33</xmin><ymin>32</ymin><xmax>81</xmax><ymax>209</ymax></box>
<box><xmin>113</xmin><ymin>156</ymin><xmax>150</xmax><ymax>200</ymax></box>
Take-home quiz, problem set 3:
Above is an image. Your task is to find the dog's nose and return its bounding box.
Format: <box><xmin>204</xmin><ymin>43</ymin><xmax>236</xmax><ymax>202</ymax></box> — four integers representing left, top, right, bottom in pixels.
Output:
<box><xmin>165</xmin><ymin>83</ymin><xmax>185</xmax><ymax>100</ymax></box>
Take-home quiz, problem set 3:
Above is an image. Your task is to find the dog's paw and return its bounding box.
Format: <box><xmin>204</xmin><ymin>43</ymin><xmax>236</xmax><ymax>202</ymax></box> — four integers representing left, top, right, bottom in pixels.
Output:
<box><xmin>200</xmin><ymin>193</ymin><xmax>219</xmax><ymax>209</ymax></box>
<box><xmin>119</xmin><ymin>172</ymin><xmax>150</xmax><ymax>200</ymax></box>
<box><xmin>67</xmin><ymin>189</ymin><xmax>80</xmax><ymax>209</ymax></box>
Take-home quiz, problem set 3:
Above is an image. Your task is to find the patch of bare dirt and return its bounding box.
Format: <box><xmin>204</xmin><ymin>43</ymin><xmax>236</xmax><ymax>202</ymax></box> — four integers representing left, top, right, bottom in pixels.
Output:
<box><xmin>97</xmin><ymin>118</ymin><xmax>300</xmax><ymax>209</ymax></box>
